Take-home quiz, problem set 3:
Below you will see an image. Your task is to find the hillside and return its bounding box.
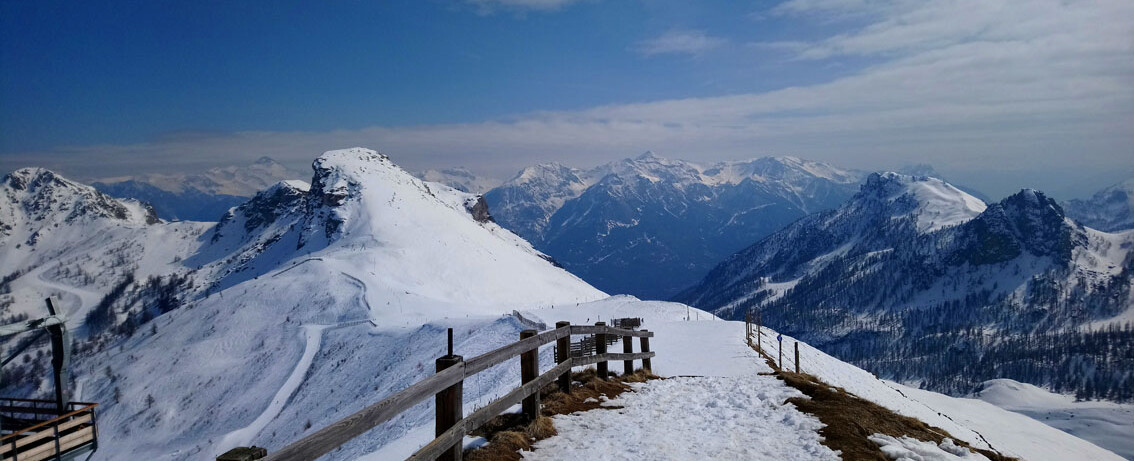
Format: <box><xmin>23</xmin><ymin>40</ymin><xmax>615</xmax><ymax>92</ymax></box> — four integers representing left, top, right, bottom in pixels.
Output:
<box><xmin>676</xmin><ymin>172</ymin><xmax>1134</xmax><ymax>403</ymax></box>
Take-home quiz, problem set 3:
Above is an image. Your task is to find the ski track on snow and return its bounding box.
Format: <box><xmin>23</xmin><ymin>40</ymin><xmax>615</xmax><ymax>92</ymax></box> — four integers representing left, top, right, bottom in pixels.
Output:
<box><xmin>217</xmin><ymin>319</ymin><xmax>369</xmax><ymax>451</ymax></box>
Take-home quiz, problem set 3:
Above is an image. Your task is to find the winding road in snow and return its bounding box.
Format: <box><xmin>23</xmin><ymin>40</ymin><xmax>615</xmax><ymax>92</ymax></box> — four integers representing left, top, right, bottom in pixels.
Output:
<box><xmin>218</xmin><ymin>319</ymin><xmax>370</xmax><ymax>451</ymax></box>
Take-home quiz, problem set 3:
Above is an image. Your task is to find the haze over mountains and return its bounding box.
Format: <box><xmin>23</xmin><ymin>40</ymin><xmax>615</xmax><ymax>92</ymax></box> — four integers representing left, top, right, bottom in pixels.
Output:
<box><xmin>91</xmin><ymin>157</ymin><xmax>305</xmax><ymax>221</ymax></box>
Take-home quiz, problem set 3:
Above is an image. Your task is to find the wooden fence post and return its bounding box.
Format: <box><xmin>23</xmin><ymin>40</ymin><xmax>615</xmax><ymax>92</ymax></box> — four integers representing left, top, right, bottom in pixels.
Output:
<box><xmin>794</xmin><ymin>341</ymin><xmax>800</xmax><ymax>374</ymax></box>
<box><xmin>756</xmin><ymin>311</ymin><xmax>762</xmax><ymax>354</ymax></box>
<box><xmin>436</xmin><ymin>329</ymin><xmax>464</xmax><ymax>461</ymax></box>
<box><xmin>622</xmin><ymin>333</ymin><xmax>633</xmax><ymax>375</ymax></box>
<box><xmin>595</xmin><ymin>322</ymin><xmax>607</xmax><ymax>380</ymax></box>
<box><xmin>555</xmin><ymin>321</ymin><xmax>571</xmax><ymax>394</ymax></box>
<box><xmin>520</xmin><ymin>329</ymin><xmax>539</xmax><ymax>421</ymax></box>
<box><xmin>778</xmin><ymin>337</ymin><xmax>783</xmax><ymax>370</ymax></box>
<box><xmin>640</xmin><ymin>329</ymin><xmax>651</xmax><ymax>371</ymax></box>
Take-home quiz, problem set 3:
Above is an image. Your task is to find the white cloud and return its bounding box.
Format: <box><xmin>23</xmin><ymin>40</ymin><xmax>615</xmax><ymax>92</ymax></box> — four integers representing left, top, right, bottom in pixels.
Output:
<box><xmin>5</xmin><ymin>0</ymin><xmax>1133</xmax><ymax>199</ymax></box>
<box><xmin>632</xmin><ymin>30</ymin><xmax>727</xmax><ymax>57</ymax></box>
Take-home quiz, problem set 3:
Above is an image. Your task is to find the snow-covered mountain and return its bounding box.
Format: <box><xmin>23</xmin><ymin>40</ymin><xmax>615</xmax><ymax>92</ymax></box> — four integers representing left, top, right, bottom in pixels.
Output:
<box><xmin>1064</xmin><ymin>178</ymin><xmax>1134</xmax><ymax>232</ymax></box>
<box><xmin>1</xmin><ymin>156</ymin><xmax>1124</xmax><ymax>460</ymax></box>
<box><xmin>675</xmin><ymin>172</ymin><xmax>1134</xmax><ymax>402</ymax></box>
<box><xmin>485</xmin><ymin>152</ymin><xmax>864</xmax><ymax>299</ymax></box>
<box><xmin>92</xmin><ymin>156</ymin><xmax>305</xmax><ymax>221</ymax></box>
<box><xmin>0</xmin><ymin>148</ymin><xmax>603</xmax><ymax>460</ymax></box>
<box><xmin>414</xmin><ymin>167</ymin><xmax>500</xmax><ymax>194</ymax></box>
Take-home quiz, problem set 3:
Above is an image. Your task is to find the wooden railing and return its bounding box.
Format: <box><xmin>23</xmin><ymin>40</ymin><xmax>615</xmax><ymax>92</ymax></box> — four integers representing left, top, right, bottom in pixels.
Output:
<box><xmin>0</xmin><ymin>401</ymin><xmax>98</xmax><ymax>461</ymax></box>
<box><xmin>261</xmin><ymin>321</ymin><xmax>655</xmax><ymax>461</ymax></box>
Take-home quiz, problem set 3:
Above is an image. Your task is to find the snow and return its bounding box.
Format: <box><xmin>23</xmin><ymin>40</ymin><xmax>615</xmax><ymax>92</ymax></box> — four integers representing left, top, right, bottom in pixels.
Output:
<box><xmin>877</xmin><ymin>172</ymin><xmax>986</xmax><ymax>233</ymax></box>
<box><xmin>976</xmin><ymin>379</ymin><xmax>1134</xmax><ymax>460</ymax></box>
<box><xmin>869</xmin><ymin>434</ymin><xmax>990</xmax><ymax>461</ymax></box>
<box><xmin>3</xmin><ymin>153</ymin><xmax>1124</xmax><ymax>461</ymax></box>
<box><xmin>525</xmin><ymin>376</ymin><xmax>839</xmax><ymax>461</ymax></box>
<box><xmin>750</xmin><ymin>329</ymin><xmax>1124</xmax><ymax>461</ymax></box>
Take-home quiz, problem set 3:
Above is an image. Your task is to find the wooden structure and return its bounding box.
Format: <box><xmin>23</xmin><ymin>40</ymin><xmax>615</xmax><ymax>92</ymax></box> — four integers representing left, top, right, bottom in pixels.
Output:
<box><xmin>255</xmin><ymin>322</ymin><xmax>655</xmax><ymax>461</ymax></box>
<box><xmin>0</xmin><ymin>400</ymin><xmax>98</xmax><ymax>461</ymax></box>
<box><xmin>0</xmin><ymin>299</ymin><xmax>99</xmax><ymax>460</ymax></box>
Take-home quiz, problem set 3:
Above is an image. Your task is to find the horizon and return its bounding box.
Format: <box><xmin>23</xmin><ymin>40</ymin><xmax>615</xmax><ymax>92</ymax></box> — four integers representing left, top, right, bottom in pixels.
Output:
<box><xmin>3</xmin><ymin>0</ymin><xmax>1133</xmax><ymax>200</ymax></box>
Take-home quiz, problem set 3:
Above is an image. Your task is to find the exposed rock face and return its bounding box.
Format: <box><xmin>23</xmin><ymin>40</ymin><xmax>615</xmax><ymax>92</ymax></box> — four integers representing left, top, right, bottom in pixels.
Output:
<box><xmin>465</xmin><ymin>196</ymin><xmax>495</xmax><ymax>224</ymax></box>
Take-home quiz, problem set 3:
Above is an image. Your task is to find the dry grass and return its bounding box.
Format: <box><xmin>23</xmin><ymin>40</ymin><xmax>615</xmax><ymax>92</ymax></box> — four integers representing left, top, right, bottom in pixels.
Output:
<box><xmin>465</xmin><ymin>367</ymin><xmax>659</xmax><ymax>461</ymax></box>
<box><xmin>750</xmin><ymin>344</ymin><xmax>1014</xmax><ymax>460</ymax></box>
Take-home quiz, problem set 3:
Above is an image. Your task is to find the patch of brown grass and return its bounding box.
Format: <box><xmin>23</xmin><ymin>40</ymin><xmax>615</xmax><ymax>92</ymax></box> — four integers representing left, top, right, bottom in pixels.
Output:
<box><xmin>465</xmin><ymin>367</ymin><xmax>660</xmax><ymax>461</ymax></box>
<box><xmin>760</xmin><ymin>356</ymin><xmax>1014</xmax><ymax>460</ymax></box>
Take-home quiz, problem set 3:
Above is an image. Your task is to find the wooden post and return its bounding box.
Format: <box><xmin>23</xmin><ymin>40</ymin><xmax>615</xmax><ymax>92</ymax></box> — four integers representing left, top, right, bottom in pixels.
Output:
<box><xmin>622</xmin><ymin>334</ymin><xmax>633</xmax><ymax>375</ymax></box>
<box><xmin>555</xmin><ymin>321</ymin><xmax>571</xmax><ymax>394</ymax></box>
<box><xmin>778</xmin><ymin>338</ymin><xmax>783</xmax><ymax>370</ymax></box>
<box><xmin>520</xmin><ymin>329</ymin><xmax>539</xmax><ymax>421</ymax></box>
<box><xmin>45</xmin><ymin>298</ymin><xmax>69</xmax><ymax>416</ymax></box>
<box><xmin>794</xmin><ymin>341</ymin><xmax>800</xmax><ymax>374</ymax></box>
<box><xmin>640</xmin><ymin>330</ymin><xmax>651</xmax><ymax>371</ymax></box>
<box><xmin>746</xmin><ymin>311</ymin><xmax>752</xmax><ymax>348</ymax></box>
<box><xmin>595</xmin><ymin>322</ymin><xmax>607</xmax><ymax>380</ymax></box>
<box><xmin>756</xmin><ymin>312</ymin><xmax>762</xmax><ymax>354</ymax></box>
<box><xmin>436</xmin><ymin>330</ymin><xmax>464</xmax><ymax>461</ymax></box>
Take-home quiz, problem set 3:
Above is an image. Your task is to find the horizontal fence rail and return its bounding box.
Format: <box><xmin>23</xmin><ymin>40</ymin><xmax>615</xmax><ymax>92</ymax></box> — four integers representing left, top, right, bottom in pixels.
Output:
<box><xmin>259</xmin><ymin>323</ymin><xmax>654</xmax><ymax>461</ymax></box>
<box><xmin>0</xmin><ymin>402</ymin><xmax>99</xmax><ymax>461</ymax></box>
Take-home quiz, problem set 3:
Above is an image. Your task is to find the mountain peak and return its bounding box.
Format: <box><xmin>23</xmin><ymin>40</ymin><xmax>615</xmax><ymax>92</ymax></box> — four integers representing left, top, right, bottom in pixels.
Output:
<box><xmin>860</xmin><ymin>172</ymin><xmax>986</xmax><ymax>233</ymax></box>
<box><xmin>636</xmin><ymin>150</ymin><xmax>660</xmax><ymax>161</ymax></box>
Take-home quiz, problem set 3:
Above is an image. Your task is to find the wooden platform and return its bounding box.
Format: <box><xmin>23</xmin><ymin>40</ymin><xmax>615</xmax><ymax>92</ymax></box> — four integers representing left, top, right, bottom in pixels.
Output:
<box><xmin>0</xmin><ymin>400</ymin><xmax>98</xmax><ymax>461</ymax></box>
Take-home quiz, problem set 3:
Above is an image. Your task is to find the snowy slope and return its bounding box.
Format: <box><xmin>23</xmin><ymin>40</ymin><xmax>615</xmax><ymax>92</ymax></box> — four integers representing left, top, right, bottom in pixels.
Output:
<box><xmin>366</xmin><ymin>298</ymin><xmax>1122</xmax><ymax>460</ymax></box>
<box><xmin>975</xmin><ymin>379</ymin><xmax>1134</xmax><ymax>460</ymax></box>
<box><xmin>0</xmin><ymin>148</ymin><xmax>604</xmax><ymax>460</ymax></box>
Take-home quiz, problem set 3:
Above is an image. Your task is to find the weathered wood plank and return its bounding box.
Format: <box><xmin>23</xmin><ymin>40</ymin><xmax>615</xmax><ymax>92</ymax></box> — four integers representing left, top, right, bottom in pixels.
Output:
<box><xmin>18</xmin><ymin>426</ymin><xmax>93</xmax><ymax>461</ymax></box>
<box><xmin>408</xmin><ymin>360</ymin><xmax>574</xmax><ymax>461</ymax></box>
<box><xmin>572</xmin><ymin>351</ymin><xmax>654</xmax><ymax>367</ymax></box>
<box><xmin>569</xmin><ymin>325</ymin><xmax>652</xmax><ymax>337</ymax></box>
<box><xmin>464</xmin><ymin>327</ymin><xmax>566</xmax><ymax>376</ymax></box>
<box><xmin>264</xmin><ymin>362</ymin><xmax>467</xmax><ymax>461</ymax></box>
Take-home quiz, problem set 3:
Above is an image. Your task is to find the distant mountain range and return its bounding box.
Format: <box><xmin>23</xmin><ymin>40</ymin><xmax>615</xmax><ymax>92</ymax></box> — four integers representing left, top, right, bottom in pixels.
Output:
<box><xmin>676</xmin><ymin>172</ymin><xmax>1134</xmax><ymax>402</ymax></box>
<box><xmin>414</xmin><ymin>167</ymin><xmax>500</xmax><ymax>194</ymax></box>
<box><xmin>485</xmin><ymin>152</ymin><xmax>865</xmax><ymax>299</ymax></box>
<box><xmin>1063</xmin><ymin>178</ymin><xmax>1134</xmax><ymax>232</ymax></box>
<box><xmin>92</xmin><ymin>156</ymin><xmax>305</xmax><ymax>221</ymax></box>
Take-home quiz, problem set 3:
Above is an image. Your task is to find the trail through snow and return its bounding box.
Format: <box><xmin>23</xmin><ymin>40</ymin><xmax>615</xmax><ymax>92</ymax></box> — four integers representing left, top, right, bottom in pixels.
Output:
<box><xmin>524</xmin><ymin>375</ymin><xmax>839</xmax><ymax>460</ymax></box>
<box><xmin>218</xmin><ymin>320</ymin><xmax>369</xmax><ymax>450</ymax></box>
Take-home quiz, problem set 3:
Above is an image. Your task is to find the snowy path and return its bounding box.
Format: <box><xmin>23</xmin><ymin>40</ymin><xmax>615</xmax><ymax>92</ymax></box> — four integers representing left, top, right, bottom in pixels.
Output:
<box><xmin>218</xmin><ymin>320</ymin><xmax>369</xmax><ymax>450</ymax></box>
<box><xmin>28</xmin><ymin>263</ymin><xmax>104</xmax><ymax>326</ymax></box>
<box><xmin>524</xmin><ymin>375</ymin><xmax>840</xmax><ymax>461</ymax></box>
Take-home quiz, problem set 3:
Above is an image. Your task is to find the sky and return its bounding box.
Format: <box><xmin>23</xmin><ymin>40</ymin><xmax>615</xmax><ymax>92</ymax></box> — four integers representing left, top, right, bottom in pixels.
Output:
<box><xmin>1</xmin><ymin>0</ymin><xmax>1132</xmax><ymax>199</ymax></box>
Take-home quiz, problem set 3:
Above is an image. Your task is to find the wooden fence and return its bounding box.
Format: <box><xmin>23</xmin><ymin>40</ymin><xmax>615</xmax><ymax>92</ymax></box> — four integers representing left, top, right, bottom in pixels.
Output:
<box><xmin>257</xmin><ymin>321</ymin><xmax>655</xmax><ymax>461</ymax></box>
<box><xmin>0</xmin><ymin>400</ymin><xmax>99</xmax><ymax>461</ymax></box>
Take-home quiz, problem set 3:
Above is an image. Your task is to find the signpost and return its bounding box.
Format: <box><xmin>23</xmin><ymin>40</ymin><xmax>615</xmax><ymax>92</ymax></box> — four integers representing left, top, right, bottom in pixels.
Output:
<box><xmin>777</xmin><ymin>333</ymin><xmax>783</xmax><ymax>370</ymax></box>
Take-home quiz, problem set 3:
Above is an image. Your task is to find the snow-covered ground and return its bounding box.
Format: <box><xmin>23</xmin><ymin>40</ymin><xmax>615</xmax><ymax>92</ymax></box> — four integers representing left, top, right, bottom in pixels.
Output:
<box><xmin>366</xmin><ymin>297</ymin><xmax>1123</xmax><ymax>460</ymax></box>
<box><xmin>527</xmin><ymin>376</ymin><xmax>839</xmax><ymax>461</ymax></box>
<box><xmin>976</xmin><ymin>379</ymin><xmax>1134</xmax><ymax>460</ymax></box>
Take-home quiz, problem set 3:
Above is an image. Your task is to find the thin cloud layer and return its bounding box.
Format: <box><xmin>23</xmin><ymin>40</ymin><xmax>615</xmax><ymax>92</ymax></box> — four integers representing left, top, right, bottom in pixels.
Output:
<box><xmin>632</xmin><ymin>30</ymin><xmax>728</xmax><ymax>56</ymax></box>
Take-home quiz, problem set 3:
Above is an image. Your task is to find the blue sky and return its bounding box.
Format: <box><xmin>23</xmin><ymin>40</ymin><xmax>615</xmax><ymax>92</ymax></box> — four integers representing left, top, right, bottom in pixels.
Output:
<box><xmin>2</xmin><ymin>0</ymin><xmax>1132</xmax><ymax>198</ymax></box>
